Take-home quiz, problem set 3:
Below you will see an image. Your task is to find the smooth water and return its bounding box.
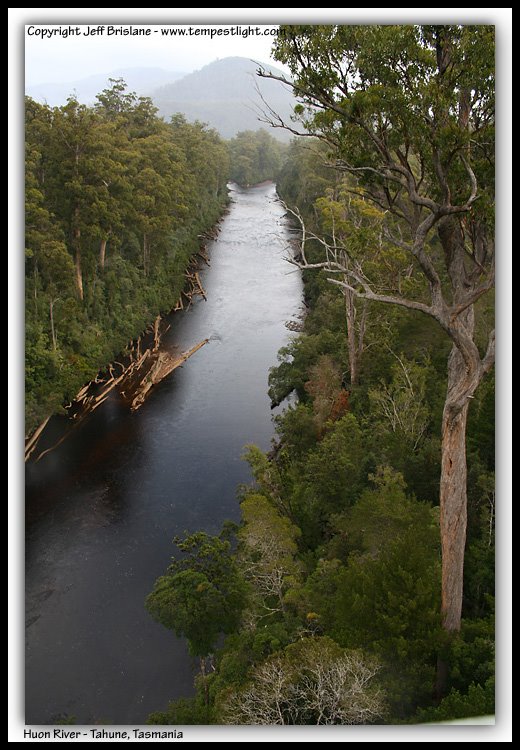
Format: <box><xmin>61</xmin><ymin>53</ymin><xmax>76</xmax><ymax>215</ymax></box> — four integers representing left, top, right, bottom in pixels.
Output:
<box><xmin>25</xmin><ymin>183</ymin><xmax>302</xmax><ymax>724</ymax></box>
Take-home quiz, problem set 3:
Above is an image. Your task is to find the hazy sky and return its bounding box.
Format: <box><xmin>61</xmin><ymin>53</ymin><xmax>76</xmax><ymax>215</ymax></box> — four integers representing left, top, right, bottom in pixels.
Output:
<box><xmin>25</xmin><ymin>24</ymin><xmax>285</xmax><ymax>85</ymax></box>
<box><xmin>23</xmin><ymin>9</ymin><xmax>510</xmax><ymax>86</ymax></box>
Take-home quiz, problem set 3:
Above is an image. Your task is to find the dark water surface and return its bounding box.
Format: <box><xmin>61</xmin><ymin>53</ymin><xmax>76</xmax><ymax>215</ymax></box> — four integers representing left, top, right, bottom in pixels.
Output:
<box><xmin>25</xmin><ymin>183</ymin><xmax>303</xmax><ymax>724</ymax></box>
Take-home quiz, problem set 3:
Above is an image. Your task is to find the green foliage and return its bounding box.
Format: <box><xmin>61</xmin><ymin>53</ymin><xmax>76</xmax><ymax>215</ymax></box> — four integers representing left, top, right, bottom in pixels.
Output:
<box><xmin>268</xmin><ymin>329</ymin><xmax>345</xmax><ymax>406</ymax></box>
<box><xmin>368</xmin><ymin>353</ymin><xmax>431</xmax><ymax>451</ymax></box>
<box><xmin>147</xmin><ymin>695</ymin><xmax>212</xmax><ymax>726</ymax></box>
<box><xmin>464</xmin><ymin>469</ymin><xmax>495</xmax><ymax>619</ymax></box>
<box><xmin>467</xmin><ymin>374</ymin><xmax>495</xmax><ymax>471</ymax></box>
<box><xmin>290</xmin><ymin>414</ymin><xmax>366</xmax><ymax>547</ymax></box>
<box><xmin>277</xmin><ymin>138</ymin><xmax>336</xmax><ymax>212</ymax></box>
<box><xmin>145</xmin><ymin>532</ymin><xmax>246</xmax><ymax>657</ymax></box>
<box><xmin>25</xmin><ymin>85</ymin><xmax>229</xmax><ymax>433</ymax></box>
<box><xmin>448</xmin><ymin>614</ymin><xmax>495</xmax><ymax>694</ymax></box>
<box><xmin>54</xmin><ymin>715</ymin><xmax>77</xmax><ymax>725</ymax></box>
<box><xmin>304</xmin><ymin>468</ymin><xmax>442</xmax><ymax>717</ymax></box>
<box><xmin>412</xmin><ymin>679</ymin><xmax>495</xmax><ymax>723</ymax></box>
<box><xmin>238</xmin><ymin>494</ymin><xmax>303</xmax><ymax>618</ymax></box>
<box><xmin>273</xmin><ymin>403</ymin><xmax>318</xmax><ymax>459</ymax></box>
<box><xmin>228</xmin><ymin>129</ymin><xmax>284</xmax><ymax>186</ymax></box>
<box><xmin>141</xmin><ymin>27</ymin><xmax>495</xmax><ymax>725</ymax></box>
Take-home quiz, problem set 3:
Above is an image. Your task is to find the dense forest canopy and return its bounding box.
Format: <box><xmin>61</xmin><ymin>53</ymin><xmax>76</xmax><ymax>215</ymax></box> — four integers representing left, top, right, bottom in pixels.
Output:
<box><xmin>228</xmin><ymin>129</ymin><xmax>284</xmax><ymax>187</ymax></box>
<box><xmin>25</xmin><ymin>81</ymin><xmax>230</xmax><ymax>433</ymax></box>
<box><xmin>145</xmin><ymin>25</ymin><xmax>495</xmax><ymax>725</ymax></box>
<box><xmin>260</xmin><ymin>22</ymin><xmax>495</xmax><ymax>644</ymax></box>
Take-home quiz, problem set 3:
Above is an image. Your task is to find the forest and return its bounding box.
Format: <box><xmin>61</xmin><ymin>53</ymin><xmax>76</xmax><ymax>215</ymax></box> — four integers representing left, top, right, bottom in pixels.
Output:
<box><xmin>25</xmin><ymin>24</ymin><xmax>495</xmax><ymax>727</ymax></box>
<box><xmin>228</xmin><ymin>129</ymin><xmax>284</xmax><ymax>187</ymax></box>
<box><xmin>25</xmin><ymin>81</ymin><xmax>230</xmax><ymax>433</ymax></box>
<box><xmin>25</xmin><ymin>85</ymin><xmax>285</xmax><ymax>435</ymax></box>
<box><xmin>144</xmin><ymin>26</ymin><xmax>495</xmax><ymax>725</ymax></box>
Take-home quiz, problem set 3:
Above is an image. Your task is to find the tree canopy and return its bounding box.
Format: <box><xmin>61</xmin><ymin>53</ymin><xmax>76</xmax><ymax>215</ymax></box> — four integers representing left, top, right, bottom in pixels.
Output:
<box><xmin>260</xmin><ymin>24</ymin><xmax>495</xmax><ymax>637</ymax></box>
<box><xmin>145</xmin><ymin>25</ymin><xmax>494</xmax><ymax>726</ymax></box>
<box><xmin>25</xmin><ymin>82</ymin><xmax>229</xmax><ymax>433</ymax></box>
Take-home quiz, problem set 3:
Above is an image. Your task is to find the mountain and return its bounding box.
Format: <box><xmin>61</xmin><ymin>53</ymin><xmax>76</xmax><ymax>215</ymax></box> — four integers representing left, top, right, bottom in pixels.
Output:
<box><xmin>26</xmin><ymin>67</ymin><xmax>186</xmax><ymax>107</ymax></box>
<box><xmin>150</xmin><ymin>57</ymin><xmax>296</xmax><ymax>141</ymax></box>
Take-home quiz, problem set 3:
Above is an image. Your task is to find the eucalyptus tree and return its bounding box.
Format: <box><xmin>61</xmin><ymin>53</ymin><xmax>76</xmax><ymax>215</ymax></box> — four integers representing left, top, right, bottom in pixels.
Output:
<box><xmin>259</xmin><ymin>25</ymin><xmax>495</xmax><ymax>639</ymax></box>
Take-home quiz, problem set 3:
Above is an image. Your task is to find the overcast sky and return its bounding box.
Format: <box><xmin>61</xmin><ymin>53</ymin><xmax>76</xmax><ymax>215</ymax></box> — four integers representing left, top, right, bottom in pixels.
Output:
<box><xmin>25</xmin><ymin>24</ymin><xmax>284</xmax><ymax>86</ymax></box>
<box><xmin>24</xmin><ymin>9</ymin><xmax>511</xmax><ymax>87</ymax></box>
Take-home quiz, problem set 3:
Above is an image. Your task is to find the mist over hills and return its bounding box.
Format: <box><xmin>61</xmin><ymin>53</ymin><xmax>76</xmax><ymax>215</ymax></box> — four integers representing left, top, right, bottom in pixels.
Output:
<box><xmin>26</xmin><ymin>67</ymin><xmax>186</xmax><ymax>107</ymax></box>
<box><xmin>25</xmin><ymin>57</ymin><xmax>296</xmax><ymax>141</ymax></box>
<box><xmin>152</xmin><ymin>57</ymin><xmax>295</xmax><ymax>141</ymax></box>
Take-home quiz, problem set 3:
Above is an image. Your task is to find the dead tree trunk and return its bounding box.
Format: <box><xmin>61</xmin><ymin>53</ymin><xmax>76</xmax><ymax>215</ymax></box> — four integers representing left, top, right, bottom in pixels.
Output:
<box><xmin>49</xmin><ymin>298</ymin><xmax>58</xmax><ymax>351</ymax></box>
<box><xmin>143</xmin><ymin>233</ymin><xmax>150</xmax><ymax>277</ymax></box>
<box><xmin>72</xmin><ymin>207</ymin><xmax>83</xmax><ymax>301</ymax></box>
<box><xmin>74</xmin><ymin>242</ymin><xmax>83</xmax><ymax>300</ymax></box>
<box><xmin>99</xmin><ymin>238</ymin><xmax>107</xmax><ymax>271</ymax></box>
<box><xmin>345</xmin><ymin>285</ymin><xmax>359</xmax><ymax>386</ymax></box>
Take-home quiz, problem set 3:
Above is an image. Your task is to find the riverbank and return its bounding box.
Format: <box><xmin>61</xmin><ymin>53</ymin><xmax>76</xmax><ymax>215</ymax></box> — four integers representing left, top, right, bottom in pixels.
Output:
<box><xmin>25</xmin><ymin>92</ymin><xmax>231</xmax><ymax>437</ymax></box>
<box><xmin>25</xmin><ymin>215</ymin><xmax>225</xmax><ymax>464</ymax></box>
<box><xmin>25</xmin><ymin>182</ymin><xmax>303</xmax><ymax>724</ymax></box>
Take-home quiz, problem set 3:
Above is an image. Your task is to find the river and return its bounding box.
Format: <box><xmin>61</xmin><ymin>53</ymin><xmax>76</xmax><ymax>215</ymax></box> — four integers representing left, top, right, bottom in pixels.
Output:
<box><xmin>25</xmin><ymin>182</ymin><xmax>303</xmax><ymax>725</ymax></box>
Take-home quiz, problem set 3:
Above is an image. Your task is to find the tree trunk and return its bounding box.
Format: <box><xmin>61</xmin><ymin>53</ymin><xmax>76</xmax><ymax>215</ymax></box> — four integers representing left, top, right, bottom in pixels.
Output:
<box><xmin>74</xmin><ymin>239</ymin><xmax>83</xmax><ymax>301</ymax></box>
<box><xmin>99</xmin><ymin>238</ymin><xmax>107</xmax><ymax>271</ymax></box>
<box><xmin>73</xmin><ymin>208</ymin><xmax>83</xmax><ymax>301</ymax></box>
<box><xmin>49</xmin><ymin>298</ymin><xmax>57</xmax><ymax>351</ymax></box>
<box><xmin>345</xmin><ymin>286</ymin><xmax>359</xmax><ymax>386</ymax></box>
<box><xmin>438</xmin><ymin>217</ymin><xmax>480</xmax><ymax>635</ymax></box>
<box><xmin>439</xmin><ymin>349</ymin><xmax>470</xmax><ymax>633</ymax></box>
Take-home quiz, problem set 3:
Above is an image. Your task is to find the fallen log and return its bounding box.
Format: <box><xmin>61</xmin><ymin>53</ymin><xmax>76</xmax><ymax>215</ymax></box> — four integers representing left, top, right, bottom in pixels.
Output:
<box><xmin>25</xmin><ymin>220</ymin><xmax>216</xmax><ymax>462</ymax></box>
<box><xmin>197</xmin><ymin>249</ymin><xmax>210</xmax><ymax>266</ymax></box>
<box><xmin>24</xmin><ymin>416</ymin><xmax>51</xmax><ymax>462</ymax></box>
<box><xmin>153</xmin><ymin>314</ymin><xmax>161</xmax><ymax>351</ymax></box>
<box><xmin>34</xmin><ymin>432</ymin><xmax>71</xmax><ymax>463</ymax></box>
<box><xmin>194</xmin><ymin>272</ymin><xmax>207</xmax><ymax>300</ymax></box>
<box><xmin>130</xmin><ymin>338</ymin><xmax>209</xmax><ymax>411</ymax></box>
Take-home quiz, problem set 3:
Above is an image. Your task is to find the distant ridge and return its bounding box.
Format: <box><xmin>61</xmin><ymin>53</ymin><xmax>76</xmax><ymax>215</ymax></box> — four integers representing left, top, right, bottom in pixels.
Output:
<box><xmin>25</xmin><ymin>58</ymin><xmax>297</xmax><ymax>142</ymax></box>
<box><xmin>26</xmin><ymin>67</ymin><xmax>186</xmax><ymax>107</ymax></box>
<box><xmin>150</xmin><ymin>57</ymin><xmax>296</xmax><ymax>141</ymax></box>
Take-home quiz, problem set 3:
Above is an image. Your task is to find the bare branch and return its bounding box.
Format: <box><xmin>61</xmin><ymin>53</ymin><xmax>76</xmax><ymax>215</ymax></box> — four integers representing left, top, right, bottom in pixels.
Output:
<box><xmin>281</xmin><ymin>197</ymin><xmax>437</xmax><ymax>319</ymax></box>
<box><xmin>257</xmin><ymin>67</ymin><xmax>350</xmax><ymax>122</ymax></box>
<box><xmin>450</xmin><ymin>268</ymin><xmax>495</xmax><ymax>321</ymax></box>
<box><xmin>460</xmin><ymin>154</ymin><xmax>479</xmax><ymax>208</ymax></box>
<box><xmin>481</xmin><ymin>329</ymin><xmax>495</xmax><ymax>375</ymax></box>
<box><xmin>251</xmin><ymin>80</ymin><xmax>313</xmax><ymax>140</ymax></box>
<box><xmin>326</xmin><ymin>277</ymin><xmax>434</xmax><ymax>317</ymax></box>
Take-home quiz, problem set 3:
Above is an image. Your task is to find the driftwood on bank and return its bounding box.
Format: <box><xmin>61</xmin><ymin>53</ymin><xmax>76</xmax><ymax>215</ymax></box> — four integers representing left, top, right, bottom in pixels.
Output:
<box><xmin>128</xmin><ymin>338</ymin><xmax>209</xmax><ymax>411</ymax></box>
<box><xmin>27</xmin><ymin>336</ymin><xmax>209</xmax><ymax>463</ymax></box>
<box><xmin>24</xmin><ymin>416</ymin><xmax>51</xmax><ymax>462</ymax></box>
<box><xmin>25</xmin><ymin>219</ymin><xmax>223</xmax><ymax>463</ymax></box>
<box><xmin>72</xmin><ymin>333</ymin><xmax>208</xmax><ymax>418</ymax></box>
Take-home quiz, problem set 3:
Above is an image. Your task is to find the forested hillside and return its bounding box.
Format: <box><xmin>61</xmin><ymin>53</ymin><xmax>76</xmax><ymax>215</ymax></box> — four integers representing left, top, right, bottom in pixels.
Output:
<box><xmin>228</xmin><ymin>129</ymin><xmax>284</xmax><ymax>187</ymax></box>
<box><xmin>152</xmin><ymin>57</ymin><xmax>295</xmax><ymax>141</ymax></box>
<box><xmin>25</xmin><ymin>81</ymin><xmax>229</xmax><ymax>433</ymax></box>
<box><xmin>145</xmin><ymin>26</ymin><xmax>495</xmax><ymax>725</ymax></box>
<box><xmin>145</xmin><ymin>137</ymin><xmax>495</xmax><ymax>727</ymax></box>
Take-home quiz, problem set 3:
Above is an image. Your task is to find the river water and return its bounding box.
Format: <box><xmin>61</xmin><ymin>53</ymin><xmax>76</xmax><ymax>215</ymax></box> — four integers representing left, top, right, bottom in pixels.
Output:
<box><xmin>25</xmin><ymin>182</ymin><xmax>303</xmax><ymax>725</ymax></box>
